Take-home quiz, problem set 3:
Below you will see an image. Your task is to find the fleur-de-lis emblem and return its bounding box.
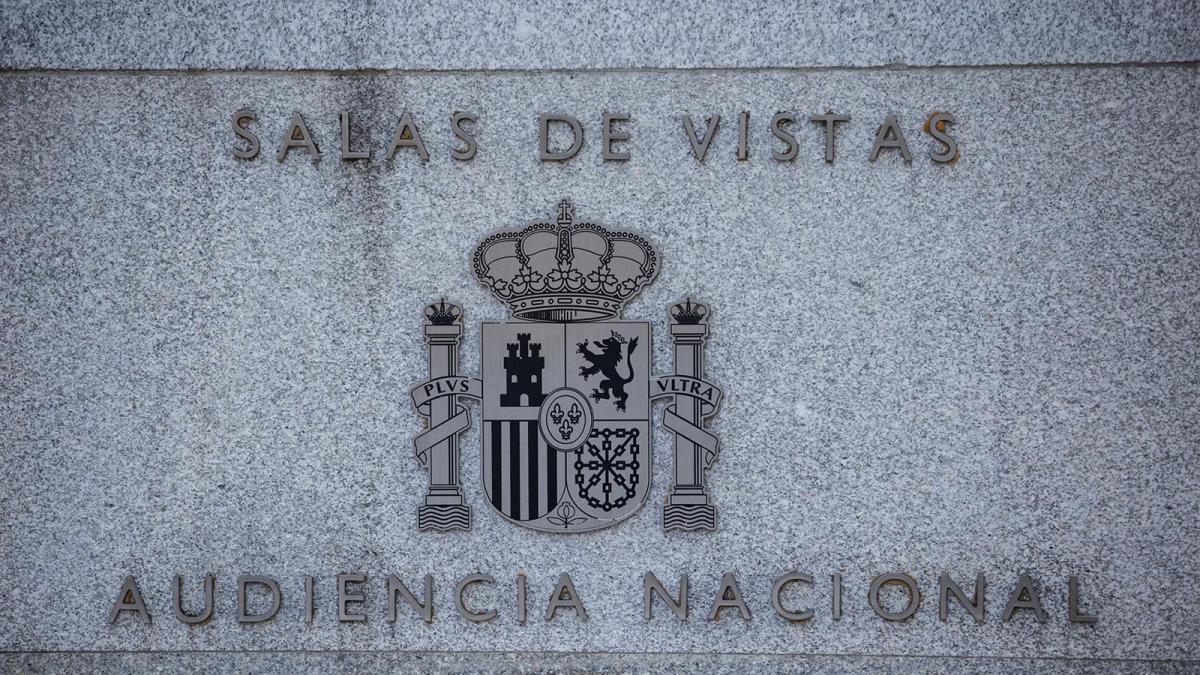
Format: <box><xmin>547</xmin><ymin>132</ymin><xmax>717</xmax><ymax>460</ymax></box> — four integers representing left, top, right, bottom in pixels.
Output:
<box><xmin>551</xmin><ymin>401</ymin><xmax>583</xmax><ymax>440</ymax></box>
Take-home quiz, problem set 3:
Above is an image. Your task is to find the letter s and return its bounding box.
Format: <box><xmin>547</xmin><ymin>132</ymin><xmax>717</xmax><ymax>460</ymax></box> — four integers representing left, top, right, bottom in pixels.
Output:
<box><xmin>770</xmin><ymin>113</ymin><xmax>798</xmax><ymax>161</ymax></box>
<box><xmin>232</xmin><ymin>110</ymin><xmax>259</xmax><ymax>160</ymax></box>
<box><xmin>451</xmin><ymin>112</ymin><xmax>478</xmax><ymax>161</ymax></box>
<box><xmin>926</xmin><ymin>112</ymin><xmax>958</xmax><ymax>163</ymax></box>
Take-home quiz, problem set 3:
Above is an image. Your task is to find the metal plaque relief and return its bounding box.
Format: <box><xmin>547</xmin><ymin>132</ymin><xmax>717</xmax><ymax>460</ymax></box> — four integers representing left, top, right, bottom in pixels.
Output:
<box><xmin>410</xmin><ymin>200</ymin><xmax>723</xmax><ymax>533</ymax></box>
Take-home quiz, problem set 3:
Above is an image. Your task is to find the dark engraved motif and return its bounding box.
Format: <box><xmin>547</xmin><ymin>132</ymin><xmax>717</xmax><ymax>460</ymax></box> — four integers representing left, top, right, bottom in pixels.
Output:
<box><xmin>538</xmin><ymin>387</ymin><xmax>593</xmax><ymax>451</ymax></box>
<box><xmin>502</xmin><ymin>333</ymin><xmax>546</xmax><ymax>407</ymax></box>
<box><xmin>472</xmin><ymin>199</ymin><xmax>658</xmax><ymax>323</ymax></box>
<box><xmin>574</xmin><ymin>427</ymin><xmax>641</xmax><ymax>511</ymax></box>
<box><xmin>410</xmin><ymin>199</ymin><xmax>723</xmax><ymax>533</ymax></box>
<box><xmin>577</xmin><ymin>331</ymin><xmax>638</xmax><ymax>411</ymax></box>
<box><xmin>547</xmin><ymin>501</ymin><xmax>587</xmax><ymax>529</ymax></box>
<box><xmin>660</xmin><ymin>298</ymin><xmax>722</xmax><ymax>531</ymax></box>
<box><xmin>411</xmin><ymin>300</ymin><xmax>473</xmax><ymax>531</ymax></box>
<box><xmin>482</xmin><ymin>417</ymin><xmax>559</xmax><ymax>523</ymax></box>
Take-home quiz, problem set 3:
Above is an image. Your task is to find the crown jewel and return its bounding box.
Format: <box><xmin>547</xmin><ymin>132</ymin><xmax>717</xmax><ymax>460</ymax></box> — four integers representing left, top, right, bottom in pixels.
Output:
<box><xmin>472</xmin><ymin>199</ymin><xmax>659</xmax><ymax>322</ymax></box>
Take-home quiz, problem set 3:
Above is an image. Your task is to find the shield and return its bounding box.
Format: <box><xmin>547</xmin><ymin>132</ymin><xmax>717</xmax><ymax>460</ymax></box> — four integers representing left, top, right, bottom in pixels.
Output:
<box><xmin>481</xmin><ymin>321</ymin><xmax>651</xmax><ymax>532</ymax></box>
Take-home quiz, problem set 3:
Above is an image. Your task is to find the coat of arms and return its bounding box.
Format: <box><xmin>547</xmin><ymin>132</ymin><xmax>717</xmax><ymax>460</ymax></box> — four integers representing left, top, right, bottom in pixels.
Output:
<box><xmin>410</xmin><ymin>200</ymin><xmax>722</xmax><ymax>532</ymax></box>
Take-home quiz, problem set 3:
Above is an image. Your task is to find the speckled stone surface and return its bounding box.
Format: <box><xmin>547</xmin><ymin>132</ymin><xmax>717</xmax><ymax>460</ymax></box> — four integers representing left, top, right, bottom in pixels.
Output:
<box><xmin>1</xmin><ymin>0</ymin><xmax>1199</xmax><ymax>71</ymax></box>
<box><xmin>1</xmin><ymin>64</ymin><xmax>1198</xmax><ymax>671</ymax></box>
<box><xmin>3</xmin><ymin>652</ymin><xmax>1197</xmax><ymax>674</ymax></box>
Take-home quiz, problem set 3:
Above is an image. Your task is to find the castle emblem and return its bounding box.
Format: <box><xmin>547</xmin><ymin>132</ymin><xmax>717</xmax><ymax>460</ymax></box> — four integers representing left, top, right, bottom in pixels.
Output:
<box><xmin>410</xmin><ymin>199</ymin><xmax>722</xmax><ymax>532</ymax></box>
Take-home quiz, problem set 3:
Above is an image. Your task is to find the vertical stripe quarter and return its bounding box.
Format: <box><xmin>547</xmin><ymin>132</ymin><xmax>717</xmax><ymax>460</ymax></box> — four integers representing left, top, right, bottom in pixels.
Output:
<box><xmin>547</xmin><ymin>441</ymin><xmax>558</xmax><ymax>515</ymax></box>
<box><xmin>518</xmin><ymin>422</ymin><xmax>530</xmax><ymax>521</ymax></box>
<box><xmin>508</xmin><ymin>421</ymin><xmax>521</xmax><ymax>519</ymax></box>
<box><xmin>527</xmin><ymin>420</ymin><xmax>539</xmax><ymax>520</ymax></box>
<box><xmin>490</xmin><ymin>421</ymin><xmax>503</xmax><ymax>512</ymax></box>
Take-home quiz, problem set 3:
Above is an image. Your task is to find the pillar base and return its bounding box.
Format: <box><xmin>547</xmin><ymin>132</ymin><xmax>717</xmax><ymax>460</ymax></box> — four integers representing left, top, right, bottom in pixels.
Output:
<box><xmin>663</xmin><ymin>502</ymin><xmax>716</xmax><ymax>532</ymax></box>
<box><xmin>418</xmin><ymin>504</ymin><xmax>470</xmax><ymax>531</ymax></box>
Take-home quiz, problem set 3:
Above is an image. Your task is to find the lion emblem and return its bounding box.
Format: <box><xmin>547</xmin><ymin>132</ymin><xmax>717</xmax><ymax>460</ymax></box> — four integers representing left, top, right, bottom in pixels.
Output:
<box><xmin>577</xmin><ymin>331</ymin><xmax>639</xmax><ymax>411</ymax></box>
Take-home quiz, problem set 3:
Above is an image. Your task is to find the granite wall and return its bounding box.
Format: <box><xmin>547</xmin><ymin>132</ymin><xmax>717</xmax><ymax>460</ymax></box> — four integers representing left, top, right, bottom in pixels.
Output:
<box><xmin>1</xmin><ymin>2</ymin><xmax>1198</xmax><ymax>672</ymax></box>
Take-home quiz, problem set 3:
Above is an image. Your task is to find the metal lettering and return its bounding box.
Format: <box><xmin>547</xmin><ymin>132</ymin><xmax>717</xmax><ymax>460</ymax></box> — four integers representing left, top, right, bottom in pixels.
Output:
<box><xmin>869</xmin><ymin>115</ymin><xmax>912</xmax><ymax>163</ymax></box>
<box><xmin>1068</xmin><ymin>575</ymin><xmax>1098</xmax><ymax>624</ymax></box>
<box><xmin>337</xmin><ymin>573</ymin><xmax>367</xmax><ymax>622</ymax></box>
<box><xmin>451</xmin><ymin>112</ymin><xmax>478</xmax><ymax>161</ymax></box>
<box><xmin>108</xmin><ymin>576</ymin><xmax>151</xmax><ymax>624</ymax></box>
<box><xmin>387</xmin><ymin>574</ymin><xmax>433</xmax><ymax>623</ymax></box>
<box><xmin>339</xmin><ymin>111</ymin><xmax>370</xmax><ymax>160</ymax></box>
<box><xmin>770</xmin><ymin>113</ymin><xmax>798</xmax><ymax>161</ymax></box>
<box><xmin>925</xmin><ymin>112</ymin><xmax>958</xmax><ymax>163</ymax></box>
<box><xmin>277</xmin><ymin>112</ymin><xmax>319</xmax><ymax>162</ymax></box>
<box><xmin>601</xmin><ymin>112</ymin><xmax>631</xmax><ymax>161</ymax></box>
<box><xmin>539</xmin><ymin>114</ymin><xmax>583</xmax><ymax>161</ymax></box>
<box><xmin>868</xmin><ymin>572</ymin><xmax>921</xmax><ymax>621</ymax></box>
<box><xmin>517</xmin><ymin>572</ymin><xmax>528</xmax><ymax>624</ymax></box>
<box><xmin>736</xmin><ymin>111</ymin><xmax>749</xmax><ymax>160</ymax></box>
<box><xmin>455</xmin><ymin>573</ymin><xmax>497</xmax><ymax>622</ymax></box>
<box><xmin>1002</xmin><ymin>574</ymin><xmax>1047</xmax><ymax>623</ymax></box>
<box><xmin>643</xmin><ymin>572</ymin><xmax>688</xmax><ymax>621</ymax></box>
<box><xmin>237</xmin><ymin>576</ymin><xmax>281</xmax><ymax>623</ymax></box>
<box><xmin>771</xmin><ymin>572</ymin><xmax>814</xmax><ymax>622</ymax></box>
<box><xmin>385</xmin><ymin>112</ymin><xmax>430</xmax><ymax>161</ymax></box>
<box><xmin>304</xmin><ymin>575</ymin><xmax>314</xmax><ymax>623</ymax></box>
<box><xmin>832</xmin><ymin>572</ymin><xmax>842</xmax><ymax>621</ymax></box>
<box><xmin>938</xmin><ymin>572</ymin><xmax>985</xmax><ymax>623</ymax></box>
<box><xmin>708</xmin><ymin>572</ymin><xmax>751</xmax><ymax>621</ymax></box>
<box><xmin>682</xmin><ymin>114</ymin><xmax>720</xmax><ymax>162</ymax></box>
<box><xmin>172</xmin><ymin>574</ymin><xmax>214</xmax><ymax>625</ymax></box>
<box><xmin>545</xmin><ymin>573</ymin><xmax>588</xmax><ymax>622</ymax></box>
<box><xmin>231</xmin><ymin>110</ymin><xmax>259</xmax><ymax>160</ymax></box>
<box><xmin>810</xmin><ymin>112</ymin><xmax>850</xmax><ymax>162</ymax></box>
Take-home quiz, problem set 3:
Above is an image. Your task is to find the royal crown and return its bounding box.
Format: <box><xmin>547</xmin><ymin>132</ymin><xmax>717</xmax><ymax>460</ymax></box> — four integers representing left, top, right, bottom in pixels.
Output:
<box><xmin>424</xmin><ymin>298</ymin><xmax>461</xmax><ymax>325</ymax></box>
<box><xmin>472</xmin><ymin>199</ymin><xmax>659</xmax><ymax>322</ymax></box>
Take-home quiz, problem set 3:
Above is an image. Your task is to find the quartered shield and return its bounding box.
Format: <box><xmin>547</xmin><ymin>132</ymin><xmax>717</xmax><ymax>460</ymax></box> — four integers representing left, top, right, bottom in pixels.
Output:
<box><xmin>481</xmin><ymin>321</ymin><xmax>650</xmax><ymax>532</ymax></box>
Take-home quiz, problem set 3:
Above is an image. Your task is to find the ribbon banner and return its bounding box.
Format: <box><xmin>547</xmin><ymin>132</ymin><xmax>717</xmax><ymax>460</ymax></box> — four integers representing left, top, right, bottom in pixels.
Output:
<box><xmin>650</xmin><ymin>375</ymin><xmax>723</xmax><ymax>414</ymax></box>
<box><xmin>410</xmin><ymin>376</ymin><xmax>482</xmax><ymax>468</ymax></box>
<box><xmin>651</xmin><ymin>375</ymin><xmax>723</xmax><ymax>469</ymax></box>
<box><xmin>663</xmin><ymin>406</ymin><xmax>720</xmax><ymax>469</ymax></box>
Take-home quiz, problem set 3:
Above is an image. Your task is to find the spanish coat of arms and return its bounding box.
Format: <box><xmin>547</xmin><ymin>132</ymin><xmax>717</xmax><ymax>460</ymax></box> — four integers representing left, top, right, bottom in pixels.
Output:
<box><xmin>410</xmin><ymin>200</ymin><xmax>722</xmax><ymax>532</ymax></box>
